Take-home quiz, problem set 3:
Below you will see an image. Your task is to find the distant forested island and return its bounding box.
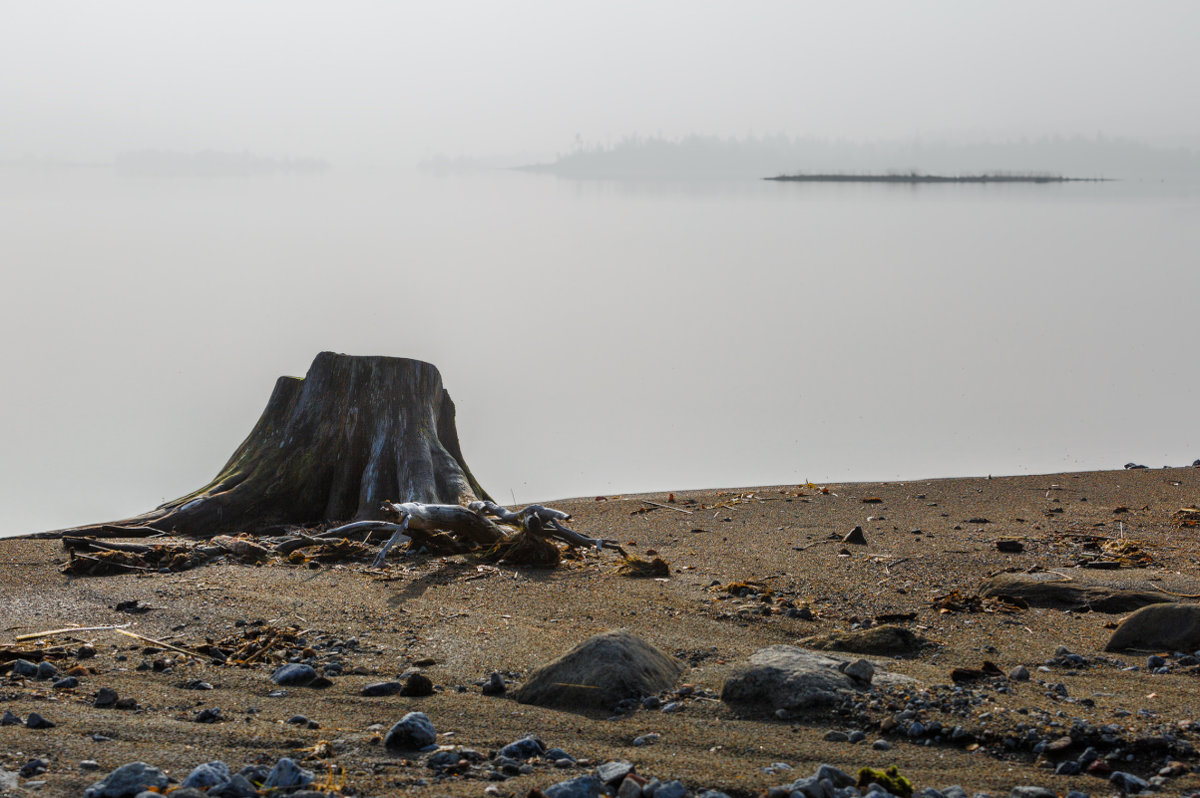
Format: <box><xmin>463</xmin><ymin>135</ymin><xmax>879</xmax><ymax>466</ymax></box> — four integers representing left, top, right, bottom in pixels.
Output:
<box><xmin>517</xmin><ymin>134</ymin><xmax>1198</xmax><ymax>180</ymax></box>
<box><xmin>116</xmin><ymin>150</ymin><xmax>329</xmax><ymax>177</ymax></box>
<box><xmin>766</xmin><ymin>171</ymin><xmax>1106</xmax><ymax>184</ymax></box>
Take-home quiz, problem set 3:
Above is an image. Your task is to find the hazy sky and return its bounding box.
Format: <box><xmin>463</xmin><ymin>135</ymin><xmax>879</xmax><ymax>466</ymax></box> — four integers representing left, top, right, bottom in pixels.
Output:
<box><xmin>4</xmin><ymin>1</ymin><xmax>1199</xmax><ymax>165</ymax></box>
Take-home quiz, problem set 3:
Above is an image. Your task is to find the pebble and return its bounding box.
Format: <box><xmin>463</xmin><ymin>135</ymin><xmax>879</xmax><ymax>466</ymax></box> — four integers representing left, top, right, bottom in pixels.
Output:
<box><xmin>19</xmin><ymin>759</ymin><xmax>48</xmax><ymax>778</ymax></box>
<box><xmin>384</xmin><ymin>711</ymin><xmax>437</xmax><ymax>752</ymax></box>
<box><xmin>53</xmin><ymin>676</ymin><xmax>80</xmax><ymax>689</ymax></box>
<box><xmin>872</xmin><ymin>740</ymin><xmax>891</xmax><ymax>751</ymax></box>
<box><xmin>36</xmin><ymin>661</ymin><xmax>59</xmax><ymax>680</ymax></box>
<box><xmin>1009</xmin><ymin>665</ymin><xmax>1030</xmax><ymax>681</ymax></box>
<box><xmin>633</xmin><ymin>733</ymin><xmax>661</xmax><ymax>747</ymax></box>
<box><xmin>1147</xmin><ymin>654</ymin><xmax>1166</xmax><ymax>669</ymax></box>
<box><xmin>642</xmin><ymin>696</ymin><xmax>662</xmax><ymax>710</ymax></box>
<box><xmin>94</xmin><ymin>687</ymin><xmax>119</xmax><ymax>707</ymax></box>
<box><xmin>80</xmin><ymin>761</ymin><xmax>101</xmax><ymax>771</ymax></box>
<box><xmin>1</xmin><ymin>710</ymin><xmax>22</xmax><ymax>726</ymax></box>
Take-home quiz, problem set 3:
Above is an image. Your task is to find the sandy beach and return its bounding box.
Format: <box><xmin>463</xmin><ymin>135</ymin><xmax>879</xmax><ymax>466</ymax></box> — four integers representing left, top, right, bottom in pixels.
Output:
<box><xmin>3</xmin><ymin>466</ymin><xmax>1200</xmax><ymax>797</ymax></box>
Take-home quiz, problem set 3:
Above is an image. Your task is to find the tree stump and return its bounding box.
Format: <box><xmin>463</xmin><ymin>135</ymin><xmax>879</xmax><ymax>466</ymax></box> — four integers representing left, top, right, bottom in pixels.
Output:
<box><xmin>43</xmin><ymin>353</ymin><xmax>492</xmax><ymax>538</ymax></box>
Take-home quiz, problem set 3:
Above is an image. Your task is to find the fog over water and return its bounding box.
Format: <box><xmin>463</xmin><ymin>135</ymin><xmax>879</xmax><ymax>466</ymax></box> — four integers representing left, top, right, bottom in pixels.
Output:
<box><xmin>2</xmin><ymin>2</ymin><xmax>1198</xmax><ymax>537</ymax></box>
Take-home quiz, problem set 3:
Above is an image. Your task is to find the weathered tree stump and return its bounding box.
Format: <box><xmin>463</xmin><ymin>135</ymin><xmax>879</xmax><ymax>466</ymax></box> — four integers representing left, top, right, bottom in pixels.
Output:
<box><xmin>39</xmin><ymin>353</ymin><xmax>492</xmax><ymax>538</ymax></box>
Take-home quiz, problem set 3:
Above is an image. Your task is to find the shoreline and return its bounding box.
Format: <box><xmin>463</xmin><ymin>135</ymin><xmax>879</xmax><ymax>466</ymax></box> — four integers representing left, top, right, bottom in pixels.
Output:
<box><xmin>3</xmin><ymin>466</ymin><xmax>1200</xmax><ymax>796</ymax></box>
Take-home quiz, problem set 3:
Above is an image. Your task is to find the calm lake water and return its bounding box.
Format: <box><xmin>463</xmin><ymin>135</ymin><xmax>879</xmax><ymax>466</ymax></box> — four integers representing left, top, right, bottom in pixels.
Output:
<box><xmin>1</xmin><ymin>166</ymin><xmax>1196</xmax><ymax>538</ymax></box>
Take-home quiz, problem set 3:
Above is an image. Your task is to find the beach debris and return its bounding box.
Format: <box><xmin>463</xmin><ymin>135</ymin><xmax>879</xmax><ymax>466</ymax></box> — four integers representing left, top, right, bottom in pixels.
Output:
<box><xmin>1106</xmin><ymin>603</ymin><xmax>1200</xmax><ymax>651</ymax></box>
<box><xmin>515</xmin><ymin>630</ymin><xmax>683</xmax><ymax>710</ymax></box>
<box><xmin>980</xmin><ymin>572</ymin><xmax>1175</xmax><ymax>613</ymax></box>
<box><xmin>616</xmin><ymin>556</ymin><xmax>670</xmax><ymax>578</ymax></box>
<box><xmin>932</xmin><ymin>590</ymin><xmax>1026</xmax><ymax>614</ymax></box>
<box><xmin>842</xmin><ymin>526</ymin><xmax>868</xmax><ymax>545</ymax></box>
<box><xmin>1175</xmin><ymin>506</ymin><xmax>1200</xmax><ymax>527</ymax></box>
<box><xmin>799</xmin><ymin>625</ymin><xmax>929</xmax><ymax>657</ymax></box>
<box><xmin>857</xmin><ymin>766</ymin><xmax>913</xmax><ymax>798</ymax></box>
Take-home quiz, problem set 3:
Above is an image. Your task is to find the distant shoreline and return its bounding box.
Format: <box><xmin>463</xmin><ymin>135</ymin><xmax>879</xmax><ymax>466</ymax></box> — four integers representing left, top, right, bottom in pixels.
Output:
<box><xmin>765</xmin><ymin>172</ymin><xmax>1108</xmax><ymax>184</ymax></box>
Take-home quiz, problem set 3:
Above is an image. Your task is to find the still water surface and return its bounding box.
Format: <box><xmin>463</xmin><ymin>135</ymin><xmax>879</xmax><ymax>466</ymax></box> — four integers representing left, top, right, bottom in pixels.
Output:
<box><xmin>1</xmin><ymin>167</ymin><xmax>1196</xmax><ymax>537</ymax></box>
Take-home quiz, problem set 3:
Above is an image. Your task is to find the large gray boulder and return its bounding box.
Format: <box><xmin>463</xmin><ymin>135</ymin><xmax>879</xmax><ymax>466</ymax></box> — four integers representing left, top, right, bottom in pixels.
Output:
<box><xmin>980</xmin><ymin>572</ymin><xmax>1175</xmax><ymax>613</ymax></box>
<box><xmin>514</xmin><ymin>629</ymin><xmax>683</xmax><ymax>710</ymax></box>
<box><xmin>1106</xmin><ymin>602</ymin><xmax>1200</xmax><ymax>651</ymax></box>
<box><xmin>721</xmin><ymin>646</ymin><xmax>876</xmax><ymax>712</ymax></box>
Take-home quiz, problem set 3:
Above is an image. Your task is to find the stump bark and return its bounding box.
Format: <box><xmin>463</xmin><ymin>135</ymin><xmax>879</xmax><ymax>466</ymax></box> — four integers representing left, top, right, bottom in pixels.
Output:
<box><xmin>44</xmin><ymin>352</ymin><xmax>492</xmax><ymax>538</ymax></box>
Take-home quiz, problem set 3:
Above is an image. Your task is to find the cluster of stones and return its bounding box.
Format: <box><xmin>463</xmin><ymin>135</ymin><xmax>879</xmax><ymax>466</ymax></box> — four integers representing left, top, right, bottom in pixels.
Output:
<box><xmin>79</xmin><ymin>758</ymin><xmax>331</xmax><ymax>798</ymax></box>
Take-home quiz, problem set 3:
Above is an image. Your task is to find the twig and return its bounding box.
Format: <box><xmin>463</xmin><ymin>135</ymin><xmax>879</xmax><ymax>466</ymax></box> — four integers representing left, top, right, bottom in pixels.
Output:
<box><xmin>14</xmin><ymin>623</ymin><xmax>132</xmax><ymax>642</ymax></box>
<box><xmin>640</xmin><ymin>500</ymin><xmax>693</xmax><ymax>515</ymax></box>
<box><xmin>71</xmin><ymin>553</ymin><xmax>156</xmax><ymax>572</ymax></box>
<box><xmin>114</xmin><ymin>628</ymin><xmax>207</xmax><ymax>658</ymax></box>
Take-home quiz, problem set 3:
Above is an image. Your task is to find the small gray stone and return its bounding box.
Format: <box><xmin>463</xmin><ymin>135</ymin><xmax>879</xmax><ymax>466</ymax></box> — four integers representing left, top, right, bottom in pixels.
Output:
<box><xmin>19</xmin><ymin>759</ymin><xmax>48</xmax><ymax>778</ymax></box>
<box><xmin>1</xmin><ymin>709</ymin><xmax>21</xmax><ymax>726</ymax></box>
<box><xmin>25</xmin><ymin>712</ymin><xmax>54</xmax><ymax>729</ymax></box>
<box><xmin>943</xmin><ymin>788</ymin><xmax>968</xmax><ymax>798</ymax></box>
<box><xmin>361</xmin><ymin>680</ymin><xmax>403</xmax><ymax>696</ymax></box>
<box><xmin>823</xmin><ymin>730</ymin><xmax>850</xmax><ymax>742</ymax></box>
<box><xmin>545</xmin><ymin>774</ymin><xmax>606</xmax><ymax>798</ymax></box>
<box><xmin>1009</xmin><ymin>665</ymin><xmax>1030</xmax><ymax>681</ymax></box>
<box><xmin>872</xmin><ymin>739</ymin><xmax>891</xmax><ymax>751</ymax></box>
<box><xmin>481</xmin><ymin>671</ymin><xmax>506</xmax><ymax>695</ymax></box>
<box><xmin>400</xmin><ymin>672</ymin><xmax>435</xmax><ymax>697</ymax></box>
<box><xmin>817</xmin><ymin>765</ymin><xmax>855</xmax><ymax>788</ymax></box>
<box><xmin>619</xmin><ymin>776</ymin><xmax>646</xmax><ymax>798</ymax></box>
<box><xmin>10</xmin><ymin>659</ymin><xmax>39</xmax><ymax>678</ymax></box>
<box><xmin>633</xmin><ymin>733</ymin><xmax>660</xmax><ymax>746</ymax></box>
<box><xmin>1063</xmin><ymin>792</ymin><xmax>1089</xmax><ymax>798</ymax></box>
<box><xmin>84</xmin><ymin>762</ymin><xmax>169</xmax><ymax>798</ymax></box>
<box><xmin>498</xmin><ymin>735</ymin><xmax>546</xmax><ymax>760</ymax></box>
<box><xmin>53</xmin><ymin>676</ymin><xmax>79</xmax><ymax>689</ymax></box>
<box><xmin>384</xmin><ymin>712</ymin><xmax>436</xmax><ymax>752</ymax></box>
<box><xmin>922</xmin><ymin>790</ymin><xmax>948</xmax><ymax>798</ymax></box>
<box><xmin>597</xmin><ymin>760</ymin><xmax>636</xmax><ymax>785</ymax></box>
<box><xmin>1010</xmin><ymin>788</ymin><xmax>1057</xmax><ymax>798</ymax></box>
<box><xmin>843</xmin><ymin>659</ymin><xmax>875</xmax><ymax>684</ymax></box>
<box><xmin>208</xmin><ymin>773</ymin><xmax>258</xmax><ymax>798</ymax></box>
<box><xmin>271</xmin><ymin>663</ymin><xmax>317</xmax><ymax>686</ymax></box>
<box><xmin>697</xmin><ymin>792</ymin><xmax>733</xmax><ymax>798</ymax></box>
<box><xmin>94</xmin><ymin>687</ymin><xmax>119</xmax><ymax>707</ymax></box>
<box><xmin>653</xmin><ymin>781</ymin><xmax>688</xmax><ymax>798</ymax></box>
<box><xmin>264</xmin><ymin>758</ymin><xmax>314</xmax><ymax>789</ymax></box>
<box><xmin>80</xmin><ymin>761</ymin><xmax>102</xmax><ymax>771</ymax></box>
<box><xmin>36</xmin><ymin>661</ymin><xmax>59</xmax><ymax>680</ymax></box>
<box><xmin>182</xmin><ymin>761</ymin><xmax>232</xmax><ymax>790</ymax></box>
<box><xmin>1108</xmin><ymin>771</ymin><xmax>1150</xmax><ymax>793</ymax></box>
